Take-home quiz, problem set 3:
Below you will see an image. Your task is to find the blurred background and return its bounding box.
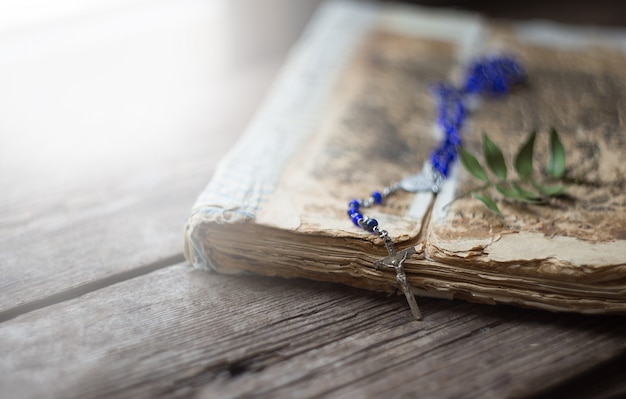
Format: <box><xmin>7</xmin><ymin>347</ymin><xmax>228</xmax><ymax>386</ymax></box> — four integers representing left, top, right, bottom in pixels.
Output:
<box><xmin>0</xmin><ymin>0</ymin><xmax>320</xmax><ymax>205</ymax></box>
<box><xmin>1</xmin><ymin>0</ymin><xmax>623</xmax><ymax>209</ymax></box>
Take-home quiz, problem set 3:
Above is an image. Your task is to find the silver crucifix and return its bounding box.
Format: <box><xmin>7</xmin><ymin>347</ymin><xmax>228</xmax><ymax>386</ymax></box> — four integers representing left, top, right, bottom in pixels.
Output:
<box><xmin>374</xmin><ymin>229</ymin><xmax>422</xmax><ymax>320</ymax></box>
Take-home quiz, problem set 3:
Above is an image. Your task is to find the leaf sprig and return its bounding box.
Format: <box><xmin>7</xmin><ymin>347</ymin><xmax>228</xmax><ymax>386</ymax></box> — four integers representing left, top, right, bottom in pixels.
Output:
<box><xmin>458</xmin><ymin>128</ymin><xmax>568</xmax><ymax>214</ymax></box>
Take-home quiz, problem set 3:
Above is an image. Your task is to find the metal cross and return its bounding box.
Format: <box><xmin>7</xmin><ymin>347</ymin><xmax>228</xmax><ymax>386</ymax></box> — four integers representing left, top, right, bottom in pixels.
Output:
<box><xmin>374</xmin><ymin>229</ymin><xmax>422</xmax><ymax>320</ymax></box>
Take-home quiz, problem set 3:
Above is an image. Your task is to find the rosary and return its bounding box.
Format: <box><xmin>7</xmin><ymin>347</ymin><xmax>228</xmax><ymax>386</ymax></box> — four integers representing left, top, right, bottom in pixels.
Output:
<box><xmin>347</xmin><ymin>56</ymin><xmax>527</xmax><ymax>320</ymax></box>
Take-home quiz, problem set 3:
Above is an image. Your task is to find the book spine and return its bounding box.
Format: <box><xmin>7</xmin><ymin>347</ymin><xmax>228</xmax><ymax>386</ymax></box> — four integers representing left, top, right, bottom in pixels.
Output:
<box><xmin>184</xmin><ymin>1</ymin><xmax>379</xmax><ymax>270</ymax></box>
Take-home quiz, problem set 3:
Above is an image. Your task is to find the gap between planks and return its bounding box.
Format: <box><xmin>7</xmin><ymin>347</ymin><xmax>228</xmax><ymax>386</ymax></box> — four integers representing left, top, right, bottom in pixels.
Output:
<box><xmin>3</xmin><ymin>262</ymin><xmax>625</xmax><ymax>399</ymax></box>
<box><xmin>0</xmin><ymin>253</ymin><xmax>185</xmax><ymax>324</ymax></box>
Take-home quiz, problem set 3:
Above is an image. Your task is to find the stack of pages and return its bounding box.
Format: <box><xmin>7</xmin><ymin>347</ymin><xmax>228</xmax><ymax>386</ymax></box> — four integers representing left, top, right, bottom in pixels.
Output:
<box><xmin>185</xmin><ymin>1</ymin><xmax>626</xmax><ymax>314</ymax></box>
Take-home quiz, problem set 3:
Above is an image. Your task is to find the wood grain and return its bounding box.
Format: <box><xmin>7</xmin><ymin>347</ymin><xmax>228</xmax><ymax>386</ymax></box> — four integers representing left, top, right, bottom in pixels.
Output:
<box><xmin>1</xmin><ymin>263</ymin><xmax>624</xmax><ymax>399</ymax></box>
<box><xmin>1</xmin><ymin>3</ymin><xmax>625</xmax><ymax>398</ymax></box>
<box><xmin>0</xmin><ymin>61</ymin><xmax>280</xmax><ymax>317</ymax></box>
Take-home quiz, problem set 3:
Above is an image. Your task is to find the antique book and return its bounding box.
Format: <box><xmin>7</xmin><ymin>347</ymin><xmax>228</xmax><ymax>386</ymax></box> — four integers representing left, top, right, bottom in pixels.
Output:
<box><xmin>184</xmin><ymin>1</ymin><xmax>626</xmax><ymax>315</ymax></box>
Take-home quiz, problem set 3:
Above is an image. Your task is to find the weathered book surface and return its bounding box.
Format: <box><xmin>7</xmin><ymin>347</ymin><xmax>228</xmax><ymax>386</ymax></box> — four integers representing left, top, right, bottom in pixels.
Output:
<box><xmin>184</xmin><ymin>1</ymin><xmax>626</xmax><ymax>314</ymax></box>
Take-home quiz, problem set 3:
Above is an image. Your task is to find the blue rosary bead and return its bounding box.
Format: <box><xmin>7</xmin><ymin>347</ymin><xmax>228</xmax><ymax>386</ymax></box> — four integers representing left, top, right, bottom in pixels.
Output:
<box><xmin>364</xmin><ymin>218</ymin><xmax>378</xmax><ymax>233</ymax></box>
<box><xmin>435</xmin><ymin>94</ymin><xmax>465</xmax><ymax>133</ymax></box>
<box><xmin>465</xmin><ymin>61</ymin><xmax>491</xmax><ymax>93</ymax></box>
<box><xmin>348</xmin><ymin>55</ymin><xmax>525</xmax><ymax>235</ymax></box>
<box><xmin>428</xmin><ymin>55</ymin><xmax>526</xmax><ymax>179</ymax></box>
<box><xmin>463</xmin><ymin>56</ymin><xmax>526</xmax><ymax>95</ymax></box>
<box><xmin>348</xmin><ymin>199</ymin><xmax>360</xmax><ymax>208</ymax></box>
<box><xmin>351</xmin><ymin>212</ymin><xmax>363</xmax><ymax>227</ymax></box>
<box><xmin>430</xmin><ymin>150</ymin><xmax>449</xmax><ymax>177</ymax></box>
<box><xmin>432</xmin><ymin>161</ymin><xmax>448</xmax><ymax>178</ymax></box>
<box><xmin>430</xmin><ymin>144</ymin><xmax>457</xmax><ymax>177</ymax></box>
<box><xmin>445</xmin><ymin>130</ymin><xmax>462</xmax><ymax>147</ymax></box>
<box><xmin>348</xmin><ymin>199</ymin><xmax>360</xmax><ymax>212</ymax></box>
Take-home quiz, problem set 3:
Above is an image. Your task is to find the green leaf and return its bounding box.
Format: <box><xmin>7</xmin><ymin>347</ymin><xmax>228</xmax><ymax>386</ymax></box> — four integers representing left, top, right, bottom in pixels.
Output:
<box><xmin>514</xmin><ymin>130</ymin><xmax>536</xmax><ymax>180</ymax></box>
<box><xmin>511</xmin><ymin>182</ymin><xmax>541</xmax><ymax>202</ymax></box>
<box><xmin>495</xmin><ymin>183</ymin><xmax>540</xmax><ymax>203</ymax></box>
<box><xmin>459</xmin><ymin>147</ymin><xmax>489</xmax><ymax>183</ymax></box>
<box><xmin>472</xmin><ymin>192</ymin><xmax>501</xmax><ymax>214</ymax></box>
<box><xmin>547</xmin><ymin>127</ymin><xmax>566</xmax><ymax>178</ymax></box>
<box><xmin>532</xmin><ymin>181</ymin><xmax>569</xmax><ymax>196</ymax></box>
<box><xmin>482</xmin><ymin>133</ymin><xmax>507</xmax><ymax>180</ymax></box>
<box><xmin>495</xmin><ymin>183</ymin><xmax>525</xmax><ymax>200</ymax></box>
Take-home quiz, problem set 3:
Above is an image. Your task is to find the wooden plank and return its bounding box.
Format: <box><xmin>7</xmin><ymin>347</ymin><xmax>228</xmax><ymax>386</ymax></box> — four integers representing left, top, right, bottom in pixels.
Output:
<box><xmin>0</xmin><ymin>0</ymin><xmax>320</xmax><ymax>315</ymax></box>
<box><xmin>1</xmin><ymin>4</ymin><xmax>624</xmax><ymax>398</ymax></box>
<box><xmin>1</xmin><ymin>263</ymin><xmax>624</xmax><ymax>398</ymax></box>
<box><xmin>0</xmin><ymin>160</ymin><xmax>201</xmax><ymax>316</ymax></box>
<box><xmin>0</xmin><ymin>60</ymin><xmax>280</xmax><ymax>316</ymax></box>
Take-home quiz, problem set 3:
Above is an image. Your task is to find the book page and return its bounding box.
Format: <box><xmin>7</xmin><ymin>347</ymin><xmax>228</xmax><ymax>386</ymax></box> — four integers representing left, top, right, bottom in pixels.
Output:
<box><xmin>427</xmin><ymin>24</ymin><xmax>626</xmax><ymax>282</ymax></box>
<box><xmin>256</xmin><ymin>8</ymin><xmax>482</xmax><ymax>244</ymax></box>
<box><xmin>185</xmin><ymin>1</ymin><xmax>626</xmax><ymax>313</ymax></box>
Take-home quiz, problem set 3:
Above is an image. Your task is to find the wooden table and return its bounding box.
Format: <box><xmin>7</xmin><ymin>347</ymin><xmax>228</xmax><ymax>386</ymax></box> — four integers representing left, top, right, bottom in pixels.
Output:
<box><xmin>1</xmin><ymin>2</ymin><xmax>625</xmax><ymax>398</ymax></box>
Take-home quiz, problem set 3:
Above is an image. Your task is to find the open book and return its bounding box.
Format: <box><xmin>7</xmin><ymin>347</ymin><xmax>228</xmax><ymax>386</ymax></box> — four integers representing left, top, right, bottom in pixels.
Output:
<box><xmin>184</xmin><ymin>1</ymin><xmax>626</xmax><ymax>315</ymax></box>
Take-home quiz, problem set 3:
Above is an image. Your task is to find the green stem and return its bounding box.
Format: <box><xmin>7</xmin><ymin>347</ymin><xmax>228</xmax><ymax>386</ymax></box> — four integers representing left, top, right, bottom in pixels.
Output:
<box><xmin>442</xmin><ymin>182</ymin><xmax>491</xmax><ymax>211</ymax></box>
